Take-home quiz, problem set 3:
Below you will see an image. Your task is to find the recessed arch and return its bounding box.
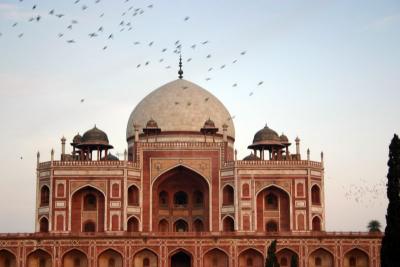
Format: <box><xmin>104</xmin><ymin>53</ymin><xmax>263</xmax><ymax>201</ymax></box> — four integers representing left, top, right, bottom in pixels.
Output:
<box><xmin>0</xmin><ymin>249</ymin><xmax>17</xmax><ymax>267</ymax></box>
<box><xmin>40</xmin><ymin>185</ymin><xmax>50</xmax><ymax>207</ymax></box>
<box><xmin>27</xmin><ymin>249</ymin><xmax>52</xmax><ymax>267</ymax></box>
<box><xmin>70</xmin><ymin>185</ymin><xmax>105</xmax><ymax>233</ymax></box>
<box><xmin>311</xmin><ymin>184</ymin><xmax>321</xmax><ymax>205</ymax></box>
<box><xmin>169</xmin><ymin>249</ymin><xmax>193</xmax><ymax>267</ymax></box>
<box><xmin>312</xmin><ymin>216</ymin><xmax>322</xmax><ymax>231</ymax></box>
<box><xmin>128</xmin><ymin>185</ymin><xmax>139</xmax><ymax>206</ymax></box>
<box><xmin>152</xmin><ymin>164</ymin><xmax>211</xmax><ymax>188</ymax></box>
<box><xmin>308</xmin><ymin>247</ymin><xmax>334</xmax><ymax>267</ymax></box>
<box><xmin>174</xmin><ymin>219</ymin><xmax>189</xmax><ymax>232</ymax></box>
<box><xmin>343</xmin><ymin>248</ymin><xmax>369</xmax><ymax>267</ymax></box>
<box><xmin>70</xmin><ymin>184</ymin><xmax>106</xmax><ymax>199</ymax></box>
<box><xmin>238</xmin><ymin>248</ymin><xmax>264</xmax><ymax>267</ymax></box>
<box><xmin>39</xmin><ymin>216</ymin><xmax>49</xmax><ymax>233</ymax></box>
<box><xmin>256</xmin><ymin>185</ymin><xmax>291</xmax><ymax>232</ymax></box>
<box><xmin>193</xmin><ymin>218</ymin><xmax>204</xmax><ymax>232</ymax></box>
<box><xmin>276</xmin><ymin>248</ymin><xmax>298</xmax><ymax>267</ymax></box>
<box><xmin>133</xmin><ymin>249</ymin><xmax>158</xmax><ymax>267</ymax></box>
<box><xmin>62</xmin><ymin>248</ymin><xmax>88</xmax><ymax>267</ymax></box>
<box><xmin>222</xmin><ymin>184</ymin><xmax>234</xmax><ymax>206</ymax></box>
<box><xmin>203</xmin><ymin>248</ymin><xmax>229</xmax><ymax>267</ymax></box>
<box><xmin>222</xmin><ymin>215</ymin><xmax>235</xmax><ymax>232</ymax></box>
<box><xmin>127</xmin><ymin>216</ymin><xmax>139</xmax><ymax>232</ymax></box>
<box><xmin>151</xmin><ymin>165</ymin><xmax>210</xmax><ymax>232</ymax></box>
<box><xmin>98</xmin><ymin>249</ymin><xmax>123</xmax><ymax>267</ymax></box>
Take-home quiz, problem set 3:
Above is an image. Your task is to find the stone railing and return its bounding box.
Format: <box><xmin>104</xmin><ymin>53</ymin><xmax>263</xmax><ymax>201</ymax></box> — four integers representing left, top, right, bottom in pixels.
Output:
<box><xmin>224</xmin><ymin>160</ymin><xmax>322</xmax><ymax>168</ymax></box>
<box><xmin>0</xmin><ymin>231</ymin><xmax>382</xmax><ymax>239</ymax></box>
<box><xmin>38</xmin><ymin>161</ymin><xmax>140</xmax><ymax>169</ymax></box>
<box><xmin>139</xmin><ymin>142</ymin><xmax>224</xmax><ymax>149</ymax></box>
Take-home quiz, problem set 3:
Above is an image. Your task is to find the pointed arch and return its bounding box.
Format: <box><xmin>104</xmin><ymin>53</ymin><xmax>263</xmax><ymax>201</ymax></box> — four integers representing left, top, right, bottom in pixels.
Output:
<box><xmin>222</xmin><ymin>184</ymin><xmax>234</xmax><ymax>206</ymax></box>
<box><xmin>193</xmin><ymin>218</ymin><xmax>204</xmax><ymax>232</ymax></box>
<box><xmin>311</xmin><ymin>184</ymin><xmax>321</xmax><ymax>205</ymax></box>
<box><xmin>174</xmin><ymin>219</ymin><xmax>189</xmax><ymax>232</ymax></box>
<box><xmin>158</xmin><ymin>218</ymin><xmax>169</xmax><ymax>232</ymax></box>
<box><xmin>98</xmin><ymin>249</ymin><xmax>123</xmax><ymax>267</ymax></box>
<box><xmin>133</xmin><ymin>249</ymin><xmax>158</xmax><ymax>267</ymax></box>
<box><xmin>27</xmin><ymin>249</ymin><xmax>52</xmax><ymax>267</ymax></box>
<box><xmin>128</xmin><ymin>185</ymin><xmax>139</xmax><ymax>206</ymax></box>
<box><xmin>127</xmin><ymin>216</ymin><xmax>139</xmax><ymax>232</ymax></box>
<box><xmin>0</xmin><ymin>249</ymin><xmax>16</xmax><ymax>267</ymax></box>
<box><xmin>169</xmin><ymin>249</ymin><xmax>192</xmax><ymax>267</ymax></box>
<box><xmin>238</xmin><ymin>248</ymin><xmax>264</xmax><ymax>267</ymax></box>
<box><xmin>312</xmin><ymin>216</ymin><xmax>322</xmax><ymax>231</ymax></box>
<box><xmin>308</xmin><ymin>247</ymin><xmax>334</xmax><ymax>267</ymax></box>
<box><xmin>39</xmin><ymin>216</ymin><xmax>49</xmax><ymax>233</ymax></box>
<box><xmin>222</xmin><ymin>215</ymin><xmax>235</xmax><ymax>232</ymax></box>
<box><xmin>343</xmin><ymin>248</ymin><xmax>369</xmax><ymax>267</ymax></box>
<box><xmin>203</xmin><ymin>248</ymin><xmax>229</xmax><ymax>267</ymax></box>
<box><xmin>40</xmin><ymin>185</ymin><xmax>50</xmax><ymax>207</ymax></box>
<box><xmin>62</xmin><ymin>248</ymin><xmax>88</xmax><ymax>267</ymax></box>
<box><xmin>276</xmin><ymin>248</ymin><xmax>298</xmax><ymax>267</ymax></box>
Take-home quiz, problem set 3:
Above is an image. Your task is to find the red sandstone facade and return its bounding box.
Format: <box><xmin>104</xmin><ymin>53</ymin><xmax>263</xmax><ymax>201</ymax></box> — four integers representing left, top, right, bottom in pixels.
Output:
<box><xmin>0</xmin><ymin>78</ymin><xmax>381</xmax><ymax>267</ymax></box>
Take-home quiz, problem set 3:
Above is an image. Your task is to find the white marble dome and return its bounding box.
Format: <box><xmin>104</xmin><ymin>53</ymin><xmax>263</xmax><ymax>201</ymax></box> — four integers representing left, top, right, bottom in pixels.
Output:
<box><xmin>126</xmin><ymin>79</ymin><xmax>235</xmax><ymax>140</ymax></box>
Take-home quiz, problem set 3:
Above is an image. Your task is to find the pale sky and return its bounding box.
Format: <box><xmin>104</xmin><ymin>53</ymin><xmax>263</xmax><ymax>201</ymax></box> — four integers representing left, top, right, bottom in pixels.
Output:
<box><xmin>0</xmin><ymin>0</ymin><xmax>399</xmax><ymax>232</ymax></box>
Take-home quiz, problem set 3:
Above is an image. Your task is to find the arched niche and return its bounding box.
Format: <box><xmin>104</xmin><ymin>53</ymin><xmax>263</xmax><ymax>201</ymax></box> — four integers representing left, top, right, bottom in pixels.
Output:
<box><xmin>152</xmin><ymin>166</ymin><xmax>209</xmax><ymax>232</ymax></box>
<box><xmin>312</xmin><ymin>216</ymin><xmax>322</xmax><ymax>231</ymax></box>
<box><xmin>222</xmin><ymin>185</ymin><xmax>234</xmax><ymax>206</ymax></box>
<box><xmin>343</xmin><ymin>248</ymin><xmax>369</xmax><ymax>267</ymax></box>
<box><xmin>98</xmin><ymin>249</ymin><xmax>123</xmax><ymax>267</ymax></box>
<box><xmin>40</xmin><ymin>185</ymin><xmax>50</xmax><ymax>207</ymax></box>
<box><xmin>71</xmin><ymin>186</ymin><xmax>105</xmax><ymax>233</ymax></box>
<box><xmin>311</xmin><ymin>185</ymin><xmax>321</xmax><ymax>205</ymax></box>
<box><xmin>127</xmin><ymin>216</ymin><xmax>139</xmax><ymax>232</ymax></box>
<box><xmin>308</xmin><ymin>248</ymin><xmax>334</xmax><ymax>267</ymax></box>
<box><xmin>133</xmin><ymin>249</ymin><xmax>158</xmax><ymax>267</ymax></box>
<box><xmin>39</xmin><ymin>216</ymin><xmax>49</xmax><ymax>233</ymax></box>
<box><xmin>170</xmin><ymin>250</ymin><xmax>192</xmax><ymax>267</ymax></box>
<box><xmin>62</xmin><ymin>249</ymin><xmax>88</xmax><ymax>267</ymax></box>
<box><xmin>0</xmin><ymin>250</ymin><xmax>17</xmax><ymax>267</ymax></box>
<box><xmin>256</xmin><ymin>186</ymin><xmax>290</xmax><ymax>232</ymax></box>
<box><xmin>27</xmin><ymin>249</ymin><xmax>52</xmax><ymax>267</ymax></box>
<box><xmin>128</xmin><ymin>185</ymin><xmax>139</xmax><ymax>206</ymax></box>
<box><xmin>238</xmin><ymin>249</ymin><xmax>264</xmax><ymax>267</ymax></box>
<box><xmin>276</xmin><ymin>249</ymin><xmax>298</xmax><ymax>267</ymax></box>
<box><xmin>203</xmin><ymin>248</ymin><xmax>229</xmax><ymax>267</ymax></box>
<box><xmin>222</xmin><ymin>216</ymin><xmax>235</xmax><ymax>232</ymax></box>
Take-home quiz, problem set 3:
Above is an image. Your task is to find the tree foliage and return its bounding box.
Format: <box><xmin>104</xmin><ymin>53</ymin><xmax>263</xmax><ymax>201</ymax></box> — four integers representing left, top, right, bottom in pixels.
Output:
<box><xmin>367</xmin><ymin>220</ymin><xmax>381</xmax><ymax>233</ymax></box>
<box><xmin>381</xmin><ymin>134</ymin><xmax>400</xmax><ymax>267</ymax></box>
<box><xmin>265</xmin><ymin>240</ymin><xmax>280</xmax><ymax>267</ymax></box>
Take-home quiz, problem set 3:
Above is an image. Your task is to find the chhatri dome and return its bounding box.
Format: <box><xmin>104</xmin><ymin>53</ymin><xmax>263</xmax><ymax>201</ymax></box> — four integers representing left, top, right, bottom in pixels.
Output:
<box><xmin>126</xmin><ymin>79</ymin><xmax>235</xmax><ymax>141</ymax></box>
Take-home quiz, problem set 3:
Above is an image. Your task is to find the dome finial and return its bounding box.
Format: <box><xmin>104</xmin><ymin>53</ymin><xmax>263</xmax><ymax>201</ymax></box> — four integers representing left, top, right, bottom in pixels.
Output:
<box><xmin>178</xmin><ymin>54</ymin><xmax>183</xmax><ymax>79</ymax></box>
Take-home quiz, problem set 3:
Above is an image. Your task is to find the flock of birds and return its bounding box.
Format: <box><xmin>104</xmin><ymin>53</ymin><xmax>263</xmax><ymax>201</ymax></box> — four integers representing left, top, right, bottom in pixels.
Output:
<box><xmin>1</xmin><ymin>0</ymin><xmax>265</xmax><ymax>97</ymax></box>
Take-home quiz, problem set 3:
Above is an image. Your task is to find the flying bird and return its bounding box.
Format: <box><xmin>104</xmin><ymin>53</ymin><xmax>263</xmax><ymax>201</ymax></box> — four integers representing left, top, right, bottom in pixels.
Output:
<box><xmin>80</xmin><ymin>98</ymin><xmax>85</xmax><ymax>103</ymax></box>
<box><xmin>232</xmin><ymin>83</ymin><xmax>237</xmax><ymax>87</ymax></box>
<box><xmin>67</xmin><ymin>39</ymin><xmax>75</xmax><ymax>43</ymax></box>
<box><xmin>258</xmin><ymin>81</ymin><xmax>264</xmax><ymax>86</ymax></box>
<box><xmin>240</xmin><ymin>50</ymin><xmax>247</xmax><ymax>55</ymax></box>
<box><xmin>184</xmin><ymin>16</ymin><xmax>190</xmax><ymax>21</ymax></box>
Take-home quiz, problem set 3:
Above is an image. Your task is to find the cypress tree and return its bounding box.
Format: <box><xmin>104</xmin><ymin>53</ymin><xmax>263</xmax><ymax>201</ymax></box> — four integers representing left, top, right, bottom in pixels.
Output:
<box><xmin>265</xmin><ymin>240</ymin><xmax>280</xmax><ymax>267</ymax></box>
<box><xmin>381</xmin><ymin>134</ymin><xmax>400</xmax><ymax>267</ymax></box>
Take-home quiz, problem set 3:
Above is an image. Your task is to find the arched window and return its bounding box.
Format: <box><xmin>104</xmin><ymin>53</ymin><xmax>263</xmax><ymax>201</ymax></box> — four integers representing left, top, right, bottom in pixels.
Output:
<box><xmin>57</xmin><ymin>183</ymin><xmax>65</xmax><ymax>197</ymax></box>
<box><xmin>159</xmin><ymin>191</ymin><xmax>168</xmax><ymax>207</ymax></box>
<box><xmin>223</xmin><ymin>217</ymin><xmax>235</xmax><ymax>232</ymax></box>
<box><xmin>83</xmin><ymin>194</ymin><xmax>97</xmax><ymax>210</ymax></box>
<box><xmin>112</xmin><ymin>183</ymin><xmax>119</xmax><ymax>198</ymax></box>
<box><xmin>40</xmin><ymin>186</ymin><xmax>50</xmax><ymax>206</ymax></box>
<box><xmin>222</xmin><ymin>185</ymin><xmax>234</xmax><ymax>205</ymax></box>
<box><xmin>265</xmin><ymin>193</ymin><xmax>278</xmax><ymax>210</ymax></box>
<box><xmin>242</xmin><ymin>183</ymin><xmax>250</xmax><ymax>197</ymax></box>
<box><xmin>315</xmin><ymin>257</ymin><xmax>322</xmax><ymax>266</ymax></box>
<box><xmin>143</xmin><ymin>258</ymin><xmax>150</xmax><ymax>267</ymax></box>
<box><xmin>312</xmin><ymin>216</ymin><xmax>321</xmax><ymax>231</ymax></box>
<box><xmin>193</xmin><ymin>190</ymin><xmax>203</xmax><ymax>206</ymax></box>
<box><xmin>127</xmin><ymin>217</ymin><xmax>139</xmax><ymax>232</ymax></box>
<box><xmin>266</xmin><ymin>220</ymin><xmax>278</xmax><ymax>232</ymax></box>
<box><xmin>311</xmin><ymin>185</ymin><xmax>321</xmax><ymax>205</ymax></box>
<box><xmin>349</xmin><ymin>256</ymin><xmax>356</xmax><ymax>267</ymax></box>
<box><xmin>83</xmin><ymin>221</ymin><xmax>95</xmax><ymax>232</ymax></box>
<box><xmin>39</xmin><ymin>217</ymin><xmax>49</xmax><ymax>233</ymax></box>
<box><xmin>108</xmin><ymin>258</ymin><xmax>115</xmax><ymax>267</ymax></box>
<box><xmin>128</xmin><ymin>185</ymin><xmax>139</xmax><ymax>206</ymax></box>
<box><xmin>174</xmin><ymin>191</ymin><xmax>188</xmax><ymax>207</ymax></box>
<box><xmin>174</xmin><ymin>219</ymin><xmax>188</xmax><ymax>232</ymax></box>
<box><xmin>193</xmin><ymin>219</ymin><xmax>204</xmax><ymax>232</ymax></box>
<box><xmin>159</xmin><ymin>219</ymin><xmax>169</xmax><ymax>232</ymax></box>
<box><xmin>296</xmin><ymin>183</ymin><xmax>304</xmax><ymax>197</ymax></box>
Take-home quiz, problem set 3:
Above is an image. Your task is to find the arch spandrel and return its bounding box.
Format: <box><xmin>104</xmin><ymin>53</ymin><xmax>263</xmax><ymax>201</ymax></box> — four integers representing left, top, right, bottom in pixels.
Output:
<box><xmin>255</xmin><ymin>181</ymin><xmax>291</xmax><ymax>195</ymax></box>
<box><xmin>70</xmin><ymin>181</ymin><xmax>107</xmax><ymax>197</ymax></box>
<box><xmin>151</xmin><ymin>158</ymin><xmax>211</xmax><ymax>184</ymax></box>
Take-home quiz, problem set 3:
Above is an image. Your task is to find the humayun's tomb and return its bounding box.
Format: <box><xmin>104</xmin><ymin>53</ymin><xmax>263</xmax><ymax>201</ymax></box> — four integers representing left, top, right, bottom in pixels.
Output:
<box><xmin>0</xmin><ymin>68</ymin><xmax>382</xmax><ymax>266</ymax></box>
